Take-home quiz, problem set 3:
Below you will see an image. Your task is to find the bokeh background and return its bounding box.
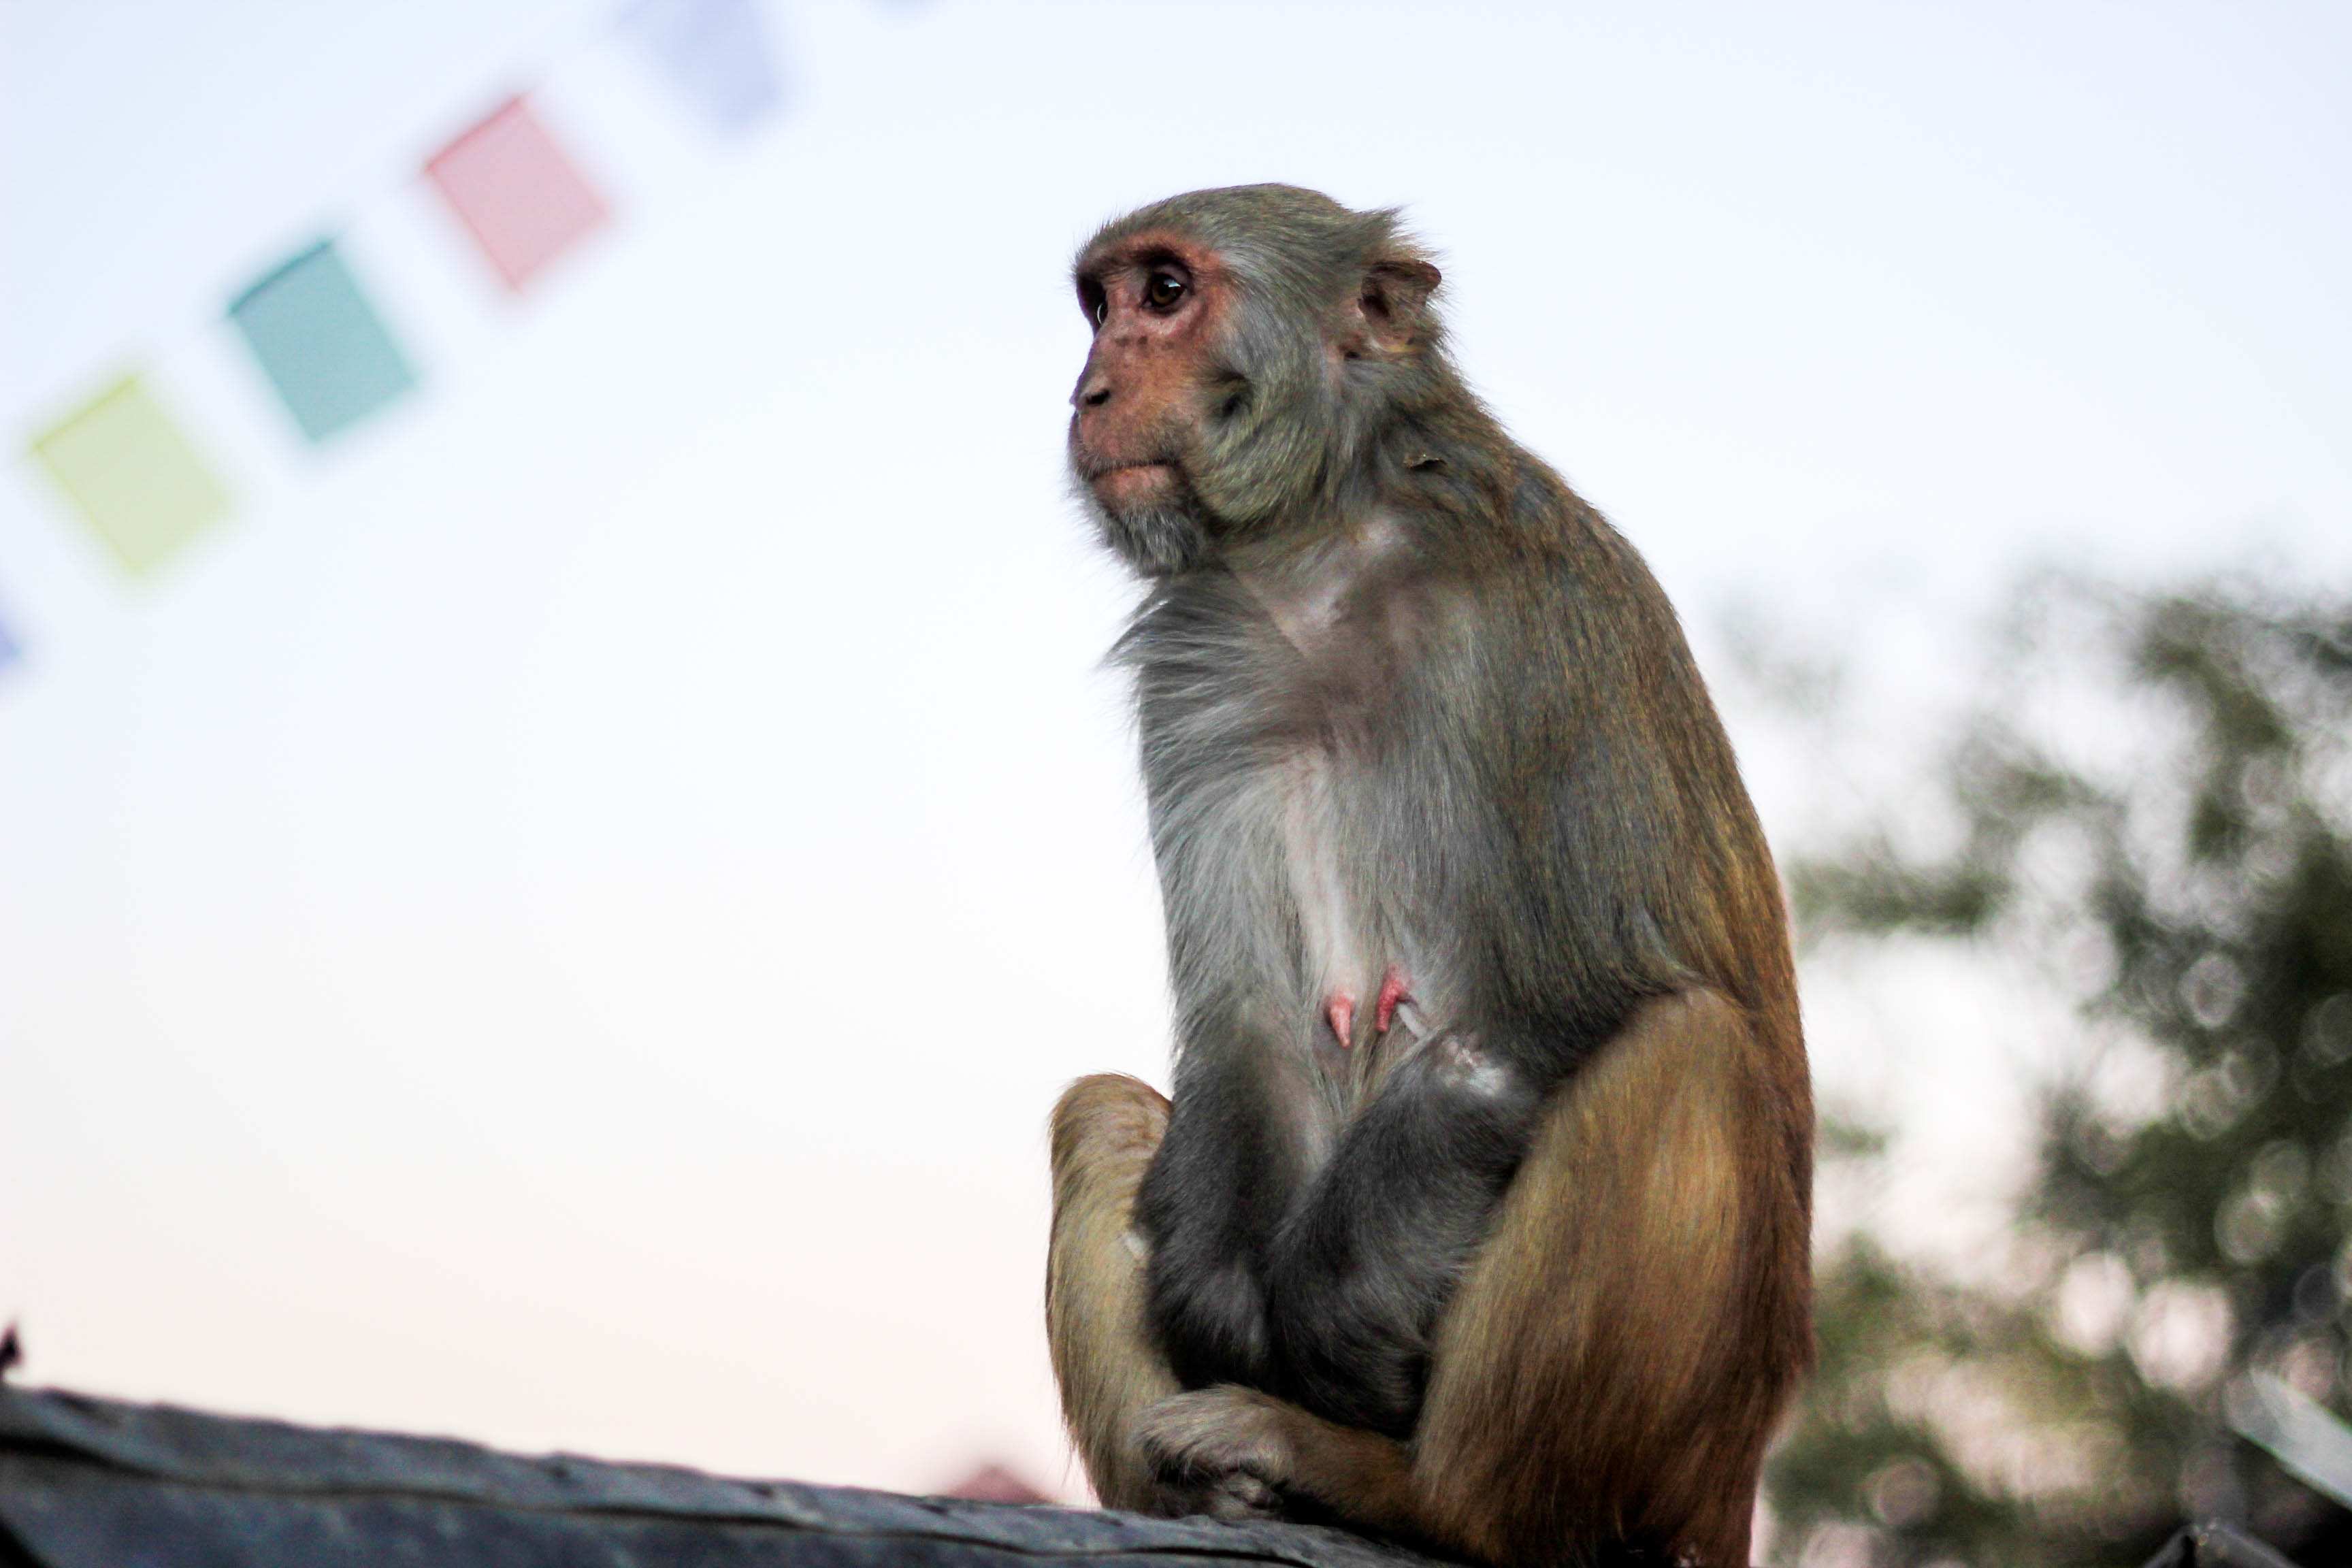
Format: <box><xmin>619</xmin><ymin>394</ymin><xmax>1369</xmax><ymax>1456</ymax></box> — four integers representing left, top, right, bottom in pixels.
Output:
<box><xmin>3</xmin><ymin>2</ymin><xmax>2348</xmax><ymax>1562</ymax></box>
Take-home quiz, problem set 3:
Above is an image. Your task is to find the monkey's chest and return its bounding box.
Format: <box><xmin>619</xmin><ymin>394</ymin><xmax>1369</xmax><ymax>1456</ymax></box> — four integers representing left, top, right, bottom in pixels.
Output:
<box><xmin>1133</xmin><ymin>557</ymin><xmax>1448</xmax><ymax>1078</ymax></box>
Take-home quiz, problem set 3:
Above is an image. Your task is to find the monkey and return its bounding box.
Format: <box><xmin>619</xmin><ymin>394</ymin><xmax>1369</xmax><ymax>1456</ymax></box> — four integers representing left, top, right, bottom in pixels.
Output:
<box><xmin>1043</xmin><ymin>186</ymin><xmax>1811</xmax><ymax>1568</ymax></box>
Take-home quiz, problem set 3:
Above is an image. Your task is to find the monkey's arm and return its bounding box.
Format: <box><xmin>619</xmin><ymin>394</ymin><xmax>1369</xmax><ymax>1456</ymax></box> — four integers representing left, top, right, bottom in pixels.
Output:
<box><xmin>1136</xmin><ymin>1034</ymin><xmax>1324</xmax><ymax>1395</ymax></box>
<box><xmin>1262</xmin><ymin>1038</ymin><xmax>1547</xmax><ymax>1437</ymax></box>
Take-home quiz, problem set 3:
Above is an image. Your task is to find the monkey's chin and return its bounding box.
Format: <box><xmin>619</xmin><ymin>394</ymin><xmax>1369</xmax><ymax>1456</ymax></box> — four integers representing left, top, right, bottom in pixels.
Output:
<box><xmin>1080</xmin><ymin>472</ymin><xmax>1213</xmax><ymax>578</ymax></box>
<box><xmin>1092</xmin><ymin>499</ymin><xmax>1211</xmax><ymax>577</ymax></box>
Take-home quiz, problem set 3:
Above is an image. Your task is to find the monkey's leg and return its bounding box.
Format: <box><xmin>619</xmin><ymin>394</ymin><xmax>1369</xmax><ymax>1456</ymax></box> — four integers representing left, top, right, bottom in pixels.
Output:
<box><xmin>1137</xmin><ymin>992</ymin><xmax>1806</xmax><ymax>1568</ymax></box>
<box><xmin>1408</xmin><ymin>989</ymin><xmax>1810</xmax><ymax>1568</ymax></box>
<box><xmin>1046</xmin><ymin>1074</ymin><xmax>1183</xmax><ymax>1512</ymax></box>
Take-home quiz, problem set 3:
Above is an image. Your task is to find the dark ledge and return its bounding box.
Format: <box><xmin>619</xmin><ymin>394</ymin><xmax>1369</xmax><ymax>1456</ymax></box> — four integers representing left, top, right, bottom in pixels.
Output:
<box><xmin>0</xmin><ymin>1383</ymin><xmax>1438</xmax><ymax>1568</ymax></box>
<box><xmin>0</xmin><ymin>1383</ymin><xmax>2298</xmax><ymax>1568</ymax></box>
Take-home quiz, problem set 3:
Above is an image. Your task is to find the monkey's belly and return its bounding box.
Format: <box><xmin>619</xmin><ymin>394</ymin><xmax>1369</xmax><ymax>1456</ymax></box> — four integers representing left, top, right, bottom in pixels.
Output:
<box><xmin>1275</xmin><ymin>755</ymin><xmax>1433</xmax><ymax>1063</ymax></box>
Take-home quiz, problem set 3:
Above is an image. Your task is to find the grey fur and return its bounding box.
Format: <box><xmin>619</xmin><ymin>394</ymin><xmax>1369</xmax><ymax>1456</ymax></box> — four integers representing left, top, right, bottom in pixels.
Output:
<box><xmin>1068</xmin><ymin>185</ymin><xmax>1801</xmax><ymax>1449</ymax></box>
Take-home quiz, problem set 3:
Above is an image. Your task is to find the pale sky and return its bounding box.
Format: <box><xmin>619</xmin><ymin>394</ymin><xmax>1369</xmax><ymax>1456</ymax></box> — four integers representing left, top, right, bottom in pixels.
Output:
<box><xmin>3</xmin><ymin>0</ymin><xmax>2347</xmax><ymax>1505</ymax></box>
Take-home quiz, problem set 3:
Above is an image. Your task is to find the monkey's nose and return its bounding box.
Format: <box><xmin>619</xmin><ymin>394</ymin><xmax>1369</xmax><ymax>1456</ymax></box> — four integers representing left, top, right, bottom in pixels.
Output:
<box><xmin>1073</xmin><ymin>375</ymin><xmax>1113</xmax><ymax>409</ymax></box>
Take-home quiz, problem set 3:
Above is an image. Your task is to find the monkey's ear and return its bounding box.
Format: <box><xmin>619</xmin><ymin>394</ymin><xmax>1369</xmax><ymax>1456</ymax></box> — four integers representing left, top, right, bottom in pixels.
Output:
<box><xmin>1355</xmin><ymin>259</ymin><xmax>1443</xmax><ymax>353</ymax></box>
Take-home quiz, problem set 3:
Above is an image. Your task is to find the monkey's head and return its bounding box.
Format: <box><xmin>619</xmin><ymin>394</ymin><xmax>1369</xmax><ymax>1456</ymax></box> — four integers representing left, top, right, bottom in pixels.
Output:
<box><xmin>1068</xmin><ymin>185</ymin><xmax>1448</xmax><ymax>577</ymax></box>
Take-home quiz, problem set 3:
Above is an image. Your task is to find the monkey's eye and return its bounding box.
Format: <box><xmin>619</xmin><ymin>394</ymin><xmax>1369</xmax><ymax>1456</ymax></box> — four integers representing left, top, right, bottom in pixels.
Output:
<box><xmin>1093</xmin><ymin>300</ymin><xmax>1107</xmax><ymax>327</ymax></box>
<box><xmin>1144</xmin><ymin>272</ymin><xmax>1186</xmax><ymax>309</ymax></box>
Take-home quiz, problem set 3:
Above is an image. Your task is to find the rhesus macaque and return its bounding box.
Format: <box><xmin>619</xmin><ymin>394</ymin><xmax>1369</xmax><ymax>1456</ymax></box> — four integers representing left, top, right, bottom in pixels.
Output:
<box><xmin>1045</xmin><ymin>186</ymin><xmax>1810</xmax><ymax>1568</ymax></box>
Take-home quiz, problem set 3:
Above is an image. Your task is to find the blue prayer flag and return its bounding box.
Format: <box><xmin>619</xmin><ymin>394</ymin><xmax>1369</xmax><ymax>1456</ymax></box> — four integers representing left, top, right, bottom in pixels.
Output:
<box><xmin>229</xmin><ymin>240</ymin><xmax>417</xmax><ymax>444</ymax></box>
<box><xmin>621</xmin><ymin>0</ymin><xmax>783</xmax><ymax>136</ymax></box>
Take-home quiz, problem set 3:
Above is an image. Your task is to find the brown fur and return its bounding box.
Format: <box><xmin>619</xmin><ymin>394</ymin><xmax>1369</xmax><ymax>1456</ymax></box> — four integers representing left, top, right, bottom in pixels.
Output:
<box><xmin>1047</xmin><ymin>186</ymin><xmax>1810</xmax><ymax>1568</ymax></box>
<box><xmin>1047</xmin><ymin>1075</ymin><xmax>1181</xmax><ymax>1513</ymax></box>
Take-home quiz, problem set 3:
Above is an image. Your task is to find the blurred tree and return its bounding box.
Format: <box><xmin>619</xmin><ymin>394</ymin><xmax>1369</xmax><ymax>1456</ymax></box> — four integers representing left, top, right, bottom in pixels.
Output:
<box><xmin>1759</xmin><ymin>578</ymin><xmax>2352</xmax><ymax>1568</ymax></box>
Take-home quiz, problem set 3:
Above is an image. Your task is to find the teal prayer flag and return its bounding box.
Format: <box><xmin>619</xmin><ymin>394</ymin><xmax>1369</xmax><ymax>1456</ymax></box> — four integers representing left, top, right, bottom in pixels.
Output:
<box><xmin>229</xmin><ymin>240</ymin><xmax>417</xmax><ymax>444</ymax></box>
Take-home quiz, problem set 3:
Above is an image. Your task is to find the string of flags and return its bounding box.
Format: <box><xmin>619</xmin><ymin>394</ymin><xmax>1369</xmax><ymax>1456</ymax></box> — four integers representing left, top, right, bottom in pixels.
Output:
<box><xmin>3</xmin><ymin>0</ymin><xmax>787</xmax><ymax>669</ymax></box>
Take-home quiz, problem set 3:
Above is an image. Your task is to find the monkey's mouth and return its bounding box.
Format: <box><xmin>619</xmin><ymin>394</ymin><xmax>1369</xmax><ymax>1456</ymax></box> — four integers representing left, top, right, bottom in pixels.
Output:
<box><xmin>1088</xmin><ymin>462</ymin><xmax>1179</xmax><ymax>506</ymax></box>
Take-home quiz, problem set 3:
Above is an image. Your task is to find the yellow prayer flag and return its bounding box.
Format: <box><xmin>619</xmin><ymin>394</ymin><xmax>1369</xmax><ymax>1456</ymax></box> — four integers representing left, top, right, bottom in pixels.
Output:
<box><xmin>29</xmin><ymin>375</ymin><xmax>232</xmax><ymax>576</ymax></box>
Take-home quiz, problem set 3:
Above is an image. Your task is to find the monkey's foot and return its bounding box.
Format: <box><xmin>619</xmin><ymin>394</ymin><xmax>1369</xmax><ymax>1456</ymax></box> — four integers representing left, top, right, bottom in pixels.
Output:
<box><xmin>1132</xmin><ymin>1386</ymin><xmax>1296</xmax><ymax>1522</ymax></box>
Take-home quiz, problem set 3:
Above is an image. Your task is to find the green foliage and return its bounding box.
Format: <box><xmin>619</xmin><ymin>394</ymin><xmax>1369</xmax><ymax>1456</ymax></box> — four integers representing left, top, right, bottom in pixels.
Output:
<box><xmin>1763</xmin><ymin>579</ymin><xmax>2352</xmax><ymax>1567</ymax></box>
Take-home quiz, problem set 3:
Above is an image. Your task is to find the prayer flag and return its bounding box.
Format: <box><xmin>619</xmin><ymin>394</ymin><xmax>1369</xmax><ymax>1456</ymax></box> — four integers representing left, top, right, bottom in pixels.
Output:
<box><xmin>620</xmin><ymin>0</ymin><xmax>782</xmax><ymax>136</ymax></box>
<box><xmin>229</xmin><ymin>240</ymin><xmax>419</xmax><ymax>444</ymax></box>
<box><xmin>426</xmin><ymin>97</ymin><xmax>610</xmax><ymax>291</ymax></box>
<box><xmin>0</xmin><ymin>606</ymin><xmax>20</xmax><ymax>672</ymax></box>
<box><xmin>29</xmin><ymin>376</ymin><xmax>233</xmax><ymax>575</ymax></box>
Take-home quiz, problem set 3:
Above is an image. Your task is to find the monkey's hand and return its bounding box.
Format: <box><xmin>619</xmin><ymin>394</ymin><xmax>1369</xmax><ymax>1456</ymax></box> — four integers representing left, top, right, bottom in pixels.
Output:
<box><xmin>1132</xmin><ymin>1386</ymin><xmax>1295</xmax><ymax>1522</ymax></box>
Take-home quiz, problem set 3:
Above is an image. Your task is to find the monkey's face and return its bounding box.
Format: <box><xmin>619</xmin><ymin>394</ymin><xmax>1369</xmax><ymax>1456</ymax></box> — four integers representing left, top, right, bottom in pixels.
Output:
<box><xmin>1068</xmin><ymin>235</ymin><xmax>1228</xmax><ymax>576</ymax></box>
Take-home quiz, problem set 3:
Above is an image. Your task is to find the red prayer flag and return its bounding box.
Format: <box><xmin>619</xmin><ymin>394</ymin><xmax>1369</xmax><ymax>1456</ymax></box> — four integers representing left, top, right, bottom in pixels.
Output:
<box><xmin>425</xmin><ymin>97</ymin><xmax>610</xmax><ymax>291</ymax></box>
